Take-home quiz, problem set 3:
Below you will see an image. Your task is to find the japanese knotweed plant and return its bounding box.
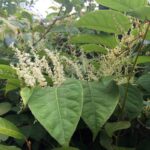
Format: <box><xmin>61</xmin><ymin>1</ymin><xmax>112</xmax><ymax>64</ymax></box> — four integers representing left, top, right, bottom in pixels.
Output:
<box><xmin>0</xmin><ymin>0</ymin><xmax>150</xmax><ymax>150</ymax></box>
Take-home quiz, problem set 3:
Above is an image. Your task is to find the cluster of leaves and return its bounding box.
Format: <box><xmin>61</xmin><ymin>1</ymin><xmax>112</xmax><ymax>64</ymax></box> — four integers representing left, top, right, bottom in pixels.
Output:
<box><xmin>0</xmin><ymin>0</ymin><xmax>150</xmax><ymax>150</ymax></box>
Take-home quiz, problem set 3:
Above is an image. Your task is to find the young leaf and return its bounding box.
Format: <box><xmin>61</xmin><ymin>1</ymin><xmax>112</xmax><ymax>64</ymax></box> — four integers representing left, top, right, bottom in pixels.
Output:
<box><xmin>28</xmin><ymin>79</ymin><xmax>83</xmax><ymax>146</ymax></box>
<box><xmin>0</xmin><ymin>102</ymin><xmax>12</xmax><ymax>116</ymax></box>
<box><xmin>20</xmin><ymin>87</ymin><xmax>33</xmax><ymax>107</ymax></box>
<box><xmin>96</xmin><ymin>0</ymin><xmax>147</xmax><ymax>12</ymax></box>
<box><xmin>105</xmin><ymin>121</ymin><xmax>131</xmax><ymax>137</ymax></box>
<box><xmin>75</xmin><ymin>10</ymin><xmax>131</xmax><ymax>34</ymax></box>
<box><xmin>0</xmin><ymin>117</ymin><xmax>25</xmax><ymax>140</ymax></box>
<box><xmin>82</xmin><ymin>80</ymin><xmax>119</xmax><ymax>138</ymax></box>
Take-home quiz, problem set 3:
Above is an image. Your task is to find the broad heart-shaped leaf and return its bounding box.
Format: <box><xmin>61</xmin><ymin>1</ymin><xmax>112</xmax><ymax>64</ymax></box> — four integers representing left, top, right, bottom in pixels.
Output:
<box><xmin>0</xmin><ymin>117</ymin><xmax>25</xmax><ymax>140</ymax></box>
<box><xmin>137</xmin><ymin>74</ymin><xmax>150</xmax><ymax>92</ymax></box>
<box><xmin>128</xmin><ymin>7</ymin><xmax>150</xmax><ymax>21</ymax></box>
<box><xmin>70</xmin><ymin>34</ymin><xmax>118</xmax><ymax>48</ymax></box>
<box><xmin>75</xmin><ymin>10</ymin><xmax>131</xmax><ymax>34</ymax></box>
<box><xmin>119</xmin><ymin>84</ymin><xmax>143</xmax><ymax>119</ymax></box>
<box><xmin>96</xmin><ymin>0</ymin><xmax>147</xmax><ymax>12</ymax></box>
<box><xmin>81</xmin><ymin>44</ymin><xmax>107</xmax><ymax>54</ymax></box>
<box><xmin>0</xmin><ymin>102</ymin><xmax>12</xmax><ymax>116</ymax></box>
<box><xmin>105</xmin><ymin>121</ymin><xmax>131</xmax><ymax>137</ymax></box>
<box><xmin>0</xmin><ymin>144</ymin><xmax>21</xmax><ymax>150</ymax></box>
<box><xmin>82</xmin><ymin>80</ymin><xmax>119</xmax><ymax>138</ymax></box>
<box><xmin>28</xmin><ymin>79</ymin><xmax>83</xmax><ymax>146</ymax></box>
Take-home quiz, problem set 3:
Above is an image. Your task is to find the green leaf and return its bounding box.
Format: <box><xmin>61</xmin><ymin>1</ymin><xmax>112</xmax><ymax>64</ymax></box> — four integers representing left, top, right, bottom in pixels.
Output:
<box><xmin>0</xmin><ymin>144</ymin><xmax>21</xmax><ymax>150</ymax></box>
<box><xmin>100</xmin><ymin>131</ymin><xmax>113</xmax><ymax>150</ymax></box>
<box><xmin>0</xmin><ymin>102</ymin><xmax>12</xmax><ymax>116</ymax></box>
<box><xmin>0</xmin><ymin>117</ymin><xmax>25</xmax><ymax>140</ymax></box>
<box><xmin>119</xmin><ymin>84</ymin><xmax>143</xmax><ymax>119</ymax></box>
<box><xmin>82</xmin><ymin>80</ymin><xmax>119</xmax><ymax>138</ymax></box>
<box><xmin>20</xmin><ymin>87</ymin><xmax>33</xmax><ymax>107</ymax></box>
<box><xmin>105</xmin><ymin>121</ymin><xmax>131</xmax><ymax>137</ymax></box>
<box><xmin>28</xmin><ymin>79</ymin><xmax>83</xmax><ymax>146</ymax></box>
<box><xmin>135</xmin><ymin>56</ymin><xmax>150</xmax><ymax>64</ymax></box>
<box><xmin>75</xmin><ymin>10</ymin><xmax>131</xmax><ymax>34</ymax></box>
<box><xmin>53</xmin><ymin>147</ymin><xmax>79</xmax><ymax>150</ymax></box>
<box><xmin>128</xmin><ymin>7</ymin><xmax>150</xmax><ymax>21</ymax></box>
<box><xmin>96</xmin><ymin>0</ymin><xmax>147</xmax><ymax>12</ymax></box>
<box><xmin>137</xmin><ymin>74</ymin><xmax>150</xmax><ymax>92</ymax></box>
<box><xmin>70</xmin><ymin>34</ymin><xmax>118</xmax><ymax>48</ymax></box>
<box><xmin>81</xmin><ymin>44</ymin><xmax>107</xmax><ymax>54</ymax></box>
<box><xmin>5</xmin><ymin>79</ymin><xmax>20</xmax><ymax>93</ymax></box>
<box><xmin>0</xmin><ymin>65</ymin><xmax>18</xmax><ymax>80</ymax></box>
<box><xmin>146</xmin><ymin>31</ymin><xmax>150</xmax><ymax>40</ymax></box>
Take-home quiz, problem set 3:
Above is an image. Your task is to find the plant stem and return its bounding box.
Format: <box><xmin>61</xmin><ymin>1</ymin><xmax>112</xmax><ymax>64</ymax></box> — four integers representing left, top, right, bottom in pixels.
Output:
<box><xmin>118</xmin><ymin>22</ymin><xmax>150</xmax><ymax>120</ymax></box>
<box><xmin>26</xmin><ymin>139</ymin><xmax>32</xmax><ymax>150</ymax></box>
<box><xmin>32</xmin><ymin>6</ymin><xmax>77</xmax><ymax>47</ymax></box>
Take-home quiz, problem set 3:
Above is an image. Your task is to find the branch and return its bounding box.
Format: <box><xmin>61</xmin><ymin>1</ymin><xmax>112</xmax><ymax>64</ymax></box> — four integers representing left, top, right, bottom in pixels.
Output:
<box><xmin>32</xmin><ymin>7</ymin><xmax>77</xmax><ymax>47</ymax></box>
<box><xmin>119</xmin><ymin>22</ymin><xmax>150</xmax><ymax>120</ymax></box>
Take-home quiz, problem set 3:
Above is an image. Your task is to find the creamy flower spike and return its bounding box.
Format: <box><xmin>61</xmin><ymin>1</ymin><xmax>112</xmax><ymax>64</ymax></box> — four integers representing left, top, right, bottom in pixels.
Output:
<box><xmin>11</xmin><ymin>47</ymin><xmax>66</xmax><ymax>87</ymax></box>
<box><xmin>11</xmin><ymin>48</ymin><xmax>47</xmax><ymax>87</ymax></box>
<box><xmin>44</xmin><ymin>49</ymin><xmax>65</xmax><ymax>86</ymax></box>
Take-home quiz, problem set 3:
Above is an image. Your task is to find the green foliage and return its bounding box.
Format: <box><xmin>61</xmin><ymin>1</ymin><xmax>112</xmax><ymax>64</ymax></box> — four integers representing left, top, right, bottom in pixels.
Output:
<box><xmin>96</xmin><ymin>0</ymin><xmax>147</xmax><ymax>12</ymax></box>
<box><xmin>28</xmin><ymin>79</ymin><xmax>83</xmax><ymax>146</ymax></box>
<box><xmin>0</xmin><ymin>102</ymin><xmax>11</xmax><ymax>116</ymax></box>
<box><xmin>53</xmin><ymin>147</ymin><xmax>79</xmax><ymax>150</ymax></box>
<box><xmin>20</xmin><ymin>87</ymin><xmax>33</xmax><ymax>107</ymax></box>
<box><xmin>82</xmin><ymin>80</ymin><xmax>119</xmax><ymax>138</ymax></box>
<box><xmin>128</xmin><ymin>7</ymin><xmax>150</xmax><ymax>21</ymax></box>
<box><xmin>135</xmin><ymin>56</ymin><xmax>150</xmax><ymax>64</ymax></box>
<box><xmin>105</xmin><ymin>121</ymin><xmax>131</xmax><ymax>137</ymax></box>
<box><xmin>70</xmin><ymin>34</ymin><xmax>118</xmax><ymax>48</ymax></box>
<box><xmin>0</xmin><ymin>117</ymin><xmax>25</xmax><ymax>140</ymax></box>
<box><xmin>119</xmin><ymin>84</ymin><xmax>143</xmax><ymax>119</ymax></box>
<box><xmin>75</xmin><ymin>10</ymin><xmax>131</xmax><ymax>34</ymax></box>
<box><xmin>0</xmin><ymin>144</ymin><xmax>21</xmax><ymax>150</ymax></box>
<box><xmin>0</xmin><ymin>0</ymin><xmax>150</xmax><ymax>149</ymax></box>
<box><xmin>80</xmin><ymin>44</ymin><xmax>107</xmax><ymax>53</ymax></box>
<box><xmin>0</xmin><ymin>65</ymin><xmax>17</xmax><ymax>80</ymax></box>
<box><xmin>137</xmin><ymin>74</ymin><xmax>150</xmax><ymax>92</ymax></box>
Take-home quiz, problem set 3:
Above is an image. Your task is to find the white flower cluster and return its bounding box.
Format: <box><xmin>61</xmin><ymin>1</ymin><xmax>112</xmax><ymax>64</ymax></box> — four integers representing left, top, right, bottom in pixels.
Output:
<box><xmin>62</xmin><ymin>56</ymin><xmax>84</xmax><ymax>80</ymax></box>
<box><xmin>98</xmin><ymin>32</ymin><xmax>138</xmax><ymax>84</ymax></box>
<box><xmin>44</xmin><ymin>49</ymin><xmax>65</xmax><ymax>86</ymax></box>
<box><xmin>11</xmin><ymin>47</ymin><xmax>65</xmax><ymax>87</ymax></box>
<box><xmin>99</xmin><ymin>46</ymin><xmax>131</xmax><ymax>84</ymax></box>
